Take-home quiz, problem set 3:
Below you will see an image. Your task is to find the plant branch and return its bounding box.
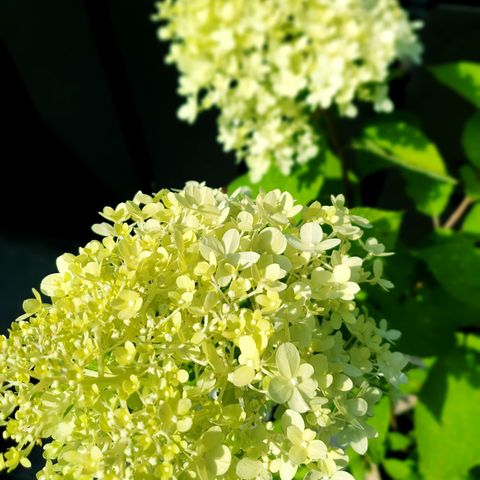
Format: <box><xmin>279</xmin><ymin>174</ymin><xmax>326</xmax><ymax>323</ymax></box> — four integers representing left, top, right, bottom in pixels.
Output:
<box><xmin>442</xmin><ymin>196</ymin><xmax>474</xmax><ymax>229</ymax></box>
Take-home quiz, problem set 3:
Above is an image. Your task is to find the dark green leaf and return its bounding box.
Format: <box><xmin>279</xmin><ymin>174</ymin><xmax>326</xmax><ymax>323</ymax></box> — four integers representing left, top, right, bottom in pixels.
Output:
<box><xmin>419</xmin><ymin>234</ymin><xmax>480</xmax><ymax>310</ymax></box>
<box><xmin>403</xmin><ymin>170</ymin><xmax>453</xmax><ymax>217</ymax></box>
<box><xmin>431</xmin><ymin>62</ymin><xmax>480</xmax><ymax>108</ymax></box>
<box><xmin>463</xmin><ymin>111</ymin><xmax>480</xmax><ymax>168</ymax></box>
<box><xmin>416</xmin><ymin>347</ymin><xmax>480</xmax><ymax>480</ymax></box>
<box><xmin>460</xmin><ymin>165</ymin><xmax>480</xmax><ymax>200</ymax></box>
<box><xmin>463</xmin><ymin>203</ymin><xmax>480</xmax><ymax>234</ymax></box>
<box><xmin>391</xmin><ymin>286</ymin><xmax>457</xmax><ymax>356</ymax></box>
<box><xmin>355</xmin><ymin>119</ymin><xmax>455</xmax><ymax>183</ymax></box>
<box><xmin>350</xmin><ymin>207</ymin><xmax>403</xmax><ymax>250</ymax></box>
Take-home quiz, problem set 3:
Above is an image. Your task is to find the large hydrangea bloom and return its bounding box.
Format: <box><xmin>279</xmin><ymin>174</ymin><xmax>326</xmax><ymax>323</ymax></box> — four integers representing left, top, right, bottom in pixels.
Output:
<box><xmin>153</xmin><ymin>0</ymin><xmax>422</xmax><ymax>181</ymax></box>
<box><xmin>0</xmin><ymin>183</ymin><xmax>405</xmax><ymax>479</ymax></box>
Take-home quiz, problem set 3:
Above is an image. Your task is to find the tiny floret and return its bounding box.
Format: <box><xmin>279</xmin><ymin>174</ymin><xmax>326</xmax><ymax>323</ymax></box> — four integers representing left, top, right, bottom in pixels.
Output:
<box><xmin>0</xmin><ymin>183</ymin><xmax>404</xmax><ymax>479</ymax></box>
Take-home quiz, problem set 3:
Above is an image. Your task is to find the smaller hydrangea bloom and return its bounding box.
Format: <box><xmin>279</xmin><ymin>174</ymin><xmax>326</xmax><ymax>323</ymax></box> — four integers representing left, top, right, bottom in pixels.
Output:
<box><xmin>153</xmin><ymin>0</ymin><xmax>422</xmax><ymax>180</ymax></box>
<box><xmin>1</xmin><ymin>183</ymin><xmax>405</xmax><ymax>479</ymax></box>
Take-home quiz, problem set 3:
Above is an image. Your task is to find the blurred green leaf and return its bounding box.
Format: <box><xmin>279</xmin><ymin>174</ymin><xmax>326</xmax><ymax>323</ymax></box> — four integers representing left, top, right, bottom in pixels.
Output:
<box><xmin>463</xmin><ymin>111</ymin><xmax>480</xmax><ymax>168</ymax></box>
<box><xmin>402</xmin><ymin>171</ymin><xmax>453</xmax><ymax>217</ymax></box>
<box><xmin>460</xmin><ymin>165</ymin><xmax>480</xmax><ymax>200</ymax></box>
<box><xmin>416</xmin><ymin>347</ymin><xmax>480</xmax><ymax>480</ymax></box>
<box><xmin>419</xmin><ymin>234</ymin><xmax>480</xmax><ymax>310</ymax></box>
<box><xmin>430</xmin><ymin>62</ymin><xmax>480</xmax><ymax>108</ymax></box>
<box><xmin>354</xmin><ymin>119</ymin><xmax>455</xmax><ymax>183</ymax></box>
<box><xmin>383</xmin><ymin>458</ymin><xmax>415</xmax><ymax>479</ymax></box>
<box><xmin>346</xmin><ymin>449</ymin><xmax>368</xmax><ymax>479</ymax></box>
<box><xmin>388</xmin><ymin>432</ymin><xmax>413</xmax><ymax>452</ymax></box>
<box><xmin>227</xmin><ymin>149</ymin><xmax>327</xmax><ymax>205</ymax></box>
<box><xmin>367</xmin><ymin>396</ymin><xmax>390</xmax><ymax>464</ymax></box>
<box><xmin>400</xmin><ymin>365</ymin><xmax>431</xmax><ymax>396</ymax></box>
<box><xmin>462</xmin><ymin>203</ymin><xmax>480</xmax><ymax>234</ymax></box>
<box><xmin>350</xmin><ymin>207</ymin><xmax>403</xmax><ymax>250</ymax></box>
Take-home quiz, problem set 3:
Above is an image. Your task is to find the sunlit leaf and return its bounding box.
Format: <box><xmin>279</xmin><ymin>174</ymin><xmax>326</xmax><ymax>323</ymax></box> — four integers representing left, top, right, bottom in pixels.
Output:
<box><xmin>416</xmin><ymin>347</ymin><xmax>480</xmax><ymax>480</ymax></box>
<box><xmin>462</xmin><ymin>203</ymin><xmax>480</xmax><ymax>234</ymax></box>
<box><xmin>228</xmin><ymin>149</ymin><xmax>328</xmax><ymax>205</ymax></box>
<box><xmin>354</xmin><ymin>119</ymin><xmax>455</xmax><ymax>183</ymax></box>
<box><xmin>383</xmin><ymin>458</ymin><xmax>415</xmax><ymax>479</ymax></box>
<box><xmin>431</xmin><ymin>62</ymin><xmax>480</xmax><ymax>108</ymax></box>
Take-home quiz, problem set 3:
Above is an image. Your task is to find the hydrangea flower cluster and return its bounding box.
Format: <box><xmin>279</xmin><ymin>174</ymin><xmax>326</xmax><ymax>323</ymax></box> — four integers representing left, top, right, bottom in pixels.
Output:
<box><xmin>153</xmin><ymin>0</ymin><xmax>422</xmax><ymax>181</ymax></box>
<box><xmin>0</xmin><ymin>183</ymin><xmax>406</xmax><ymax>479</ymax></box>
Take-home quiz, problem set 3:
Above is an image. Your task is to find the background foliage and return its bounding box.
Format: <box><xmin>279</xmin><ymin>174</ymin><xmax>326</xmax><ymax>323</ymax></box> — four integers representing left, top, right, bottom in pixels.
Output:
<box><xmin>1</xmin><ymin>1</ymin><xmax>480</xmax><ymax>479</ymax></box>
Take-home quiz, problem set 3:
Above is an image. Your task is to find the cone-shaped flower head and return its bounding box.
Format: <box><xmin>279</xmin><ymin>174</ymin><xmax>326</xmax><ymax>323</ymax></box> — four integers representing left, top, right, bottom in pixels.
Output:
<box><xmin>0</xmin><ymin>183</ymin><xmax>405</xmax><ymax>479</ymax></box>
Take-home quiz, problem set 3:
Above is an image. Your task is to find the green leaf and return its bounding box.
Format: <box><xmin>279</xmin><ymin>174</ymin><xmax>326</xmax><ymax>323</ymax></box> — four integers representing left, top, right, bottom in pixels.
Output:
<box><xmin>392</xmin><ymin>286</ymin><xmax>457</xmax><ymax>356</ymax></box>
<box><xmin>419</xmin><ymin>234</ymin><xmax>480</xmax><ymax>310</ymax></box>
<box><xmin>462</xmin><ymin>203</ymin><xmax>480</xmax><ymax>234</ymax></box>
<box><xmin>367</xmin><ymin>396</ymin><xmax>390</xmax><ymax>464</ymax></box>
<box><xmin>228</xmin><ymin>149</ymin><xmax>327</xmax><ymax>205</ymax></box>
<box><xmin>383</xmin><ymin>459</ymin><xmax>415</xmax><ymax>479</ymax></box>
<box><xmin>460</xmin><ymin>165</ymin><xmax>480</xmax><ymax>200</ymax></box>
<box><xmin>346</xmin><ymin>449</ymin><xmax>368</xmax><ymax>479</ymax></box>
<box><xmin>403</xmin><ymin>170</ymin><xmax>453</xmax><ymax>217</ymax></box>
<box><xmin>350</xmin><ymin>207</ymin><xmax>403</xmax><ymax>250</ymax></box>
<box><xmin>463</xmin><ymin>111</ymin><xmax>480</xmax><ymax>168</ymax></box>
<box><xmin>431</xmin><ymin>62</ymin><xmax>480</xmax><ymax>108</ymax></box>
<box><xmin>355</xmin><ymin>119</ymin><xmax>455</xmax><ymax>183</ymax></box>
<box><xmin>416</xmin><ymin>347</ymin><xmax>480</xmax><ymax>480</ymax></box>
<box><xmin>388</xmin><ymin>432</ymin><xmax>413</xmax><ymax>452</ymax></box>
<box><xmin>365</xmin><ymin>244</ymin><xmax>477</xmax><ymax>356</ymax></box>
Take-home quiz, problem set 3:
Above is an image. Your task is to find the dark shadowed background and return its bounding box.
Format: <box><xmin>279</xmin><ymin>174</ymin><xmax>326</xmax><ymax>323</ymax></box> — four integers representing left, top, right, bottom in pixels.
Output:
<box><xmin>0</xmin><ymin>0</ymin><xmax>479</xmax><ymax>477</ymax></box>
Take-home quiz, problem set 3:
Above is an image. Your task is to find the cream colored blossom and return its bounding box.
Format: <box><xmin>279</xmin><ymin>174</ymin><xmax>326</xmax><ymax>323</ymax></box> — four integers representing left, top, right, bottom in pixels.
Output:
<box><xmin>0</xmin><ymin>182</ymin><xmax>404</xmax><ymax>479</ymax></box>
<box><xmin>153</xmin><ymin>0</ymin><xmax>422</xmax><ymax>180</ymax></box>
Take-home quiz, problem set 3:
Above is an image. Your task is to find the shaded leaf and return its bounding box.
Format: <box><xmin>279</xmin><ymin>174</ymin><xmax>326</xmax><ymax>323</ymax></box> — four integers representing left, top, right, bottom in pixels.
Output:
<box><xmin>350</xmin><ymin>207</ymin><xmax>403</xmax><ymax>250</ymax></box>
<box><xmin>420</xmin><ymin>233</ymin><xmax>480</xmax><ymax>309</ymax></box>
<box><xmin>392</xmin><ymin>287</ymin><xmax>457</xmax><ymax>356</ymax></box>
<box><xmin>355</xmin><ymin>119</ymin><xmax>455</xmax><ymax>183</ymax></box>
<box><xmin>416</xmin><ymin>347</ymin><xmax>480</xmax><ymax>480</ymax></box>
<box><xmin>402</xmin><ymin>170</ymin><xmax>453</xmax><ymax>217</ymax></box>
<box><xmin>463</xmin><ymin>111</ymin><xmax>480</xmax><ymax>168</ymax></box>
<box><xmin>431</xmin><ymin>62</ymin><xmax>480</xmax><ymax>108</ymax></box>
<box><xmin>460</xmin><ymin>165</ymin><xmax>480</xmax><ymax>200</ymax></box>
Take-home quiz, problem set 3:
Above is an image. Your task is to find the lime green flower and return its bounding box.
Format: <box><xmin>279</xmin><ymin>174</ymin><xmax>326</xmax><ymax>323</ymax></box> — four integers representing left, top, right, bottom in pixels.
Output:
<box><xmin>153</xmin><ymin>0</ymin><xmax>422</xmax><ymax>180</ymax></box>
<box><xmin>268</xmin><ymin>343</ymin><xmax>317</xmax><ymax>413</ymax></box>
<box><xmin>0</xmin><ymin>182</ymin><xmax>405</xmax><ymax>479</ymax></box>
